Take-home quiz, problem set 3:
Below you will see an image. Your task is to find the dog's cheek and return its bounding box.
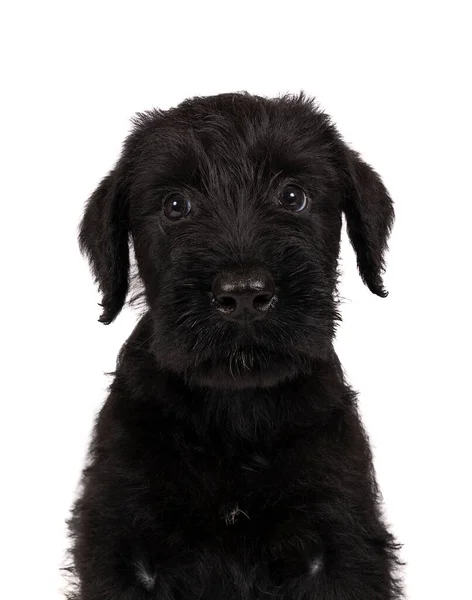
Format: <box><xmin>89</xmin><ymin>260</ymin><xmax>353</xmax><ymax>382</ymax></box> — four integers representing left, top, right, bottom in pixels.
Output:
<box><xmin>132</xmin><ymin>219</ymin><xmax>172</xmax><ymax>303</ymax></box>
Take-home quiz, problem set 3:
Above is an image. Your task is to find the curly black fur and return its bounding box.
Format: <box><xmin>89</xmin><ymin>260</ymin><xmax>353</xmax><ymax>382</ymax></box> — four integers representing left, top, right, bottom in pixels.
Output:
<box><xmin>68</xmin><ymin>92</ymin><xmax>401</xmax><ymax>599</ymax></box>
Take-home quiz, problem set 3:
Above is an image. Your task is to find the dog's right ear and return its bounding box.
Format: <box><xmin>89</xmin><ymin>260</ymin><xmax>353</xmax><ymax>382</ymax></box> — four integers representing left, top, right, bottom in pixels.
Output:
<box><xmin>79</xmin><ymin>165</ymin><xmax>130</xmax><ymax>325</ymax></box>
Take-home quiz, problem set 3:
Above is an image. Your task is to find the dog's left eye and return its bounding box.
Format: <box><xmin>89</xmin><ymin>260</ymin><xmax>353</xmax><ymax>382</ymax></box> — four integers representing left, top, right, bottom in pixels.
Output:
<box><xmin>163</xmin><ymin>194</ymin><xmax>191</xmax><ymax>220</ymax></box>
<box><xmin>279</xmin><ymin>185</ymin><xmax>307</xmax><ymax>212</ymax></box>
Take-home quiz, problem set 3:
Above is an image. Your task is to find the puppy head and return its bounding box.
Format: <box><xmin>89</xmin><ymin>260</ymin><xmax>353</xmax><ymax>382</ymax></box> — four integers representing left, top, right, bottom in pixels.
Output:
<box><xmin>80</xmin><ymin>93</ymin><xmax>393</xmax><ymax>389</ymax></box>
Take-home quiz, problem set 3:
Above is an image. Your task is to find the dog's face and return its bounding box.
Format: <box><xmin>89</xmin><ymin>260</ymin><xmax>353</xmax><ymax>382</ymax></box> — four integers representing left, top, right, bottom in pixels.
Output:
<box><xmin>80</xmin><ymin>93</ymin><xmax>393</xmax><ymax>389</ymax></box>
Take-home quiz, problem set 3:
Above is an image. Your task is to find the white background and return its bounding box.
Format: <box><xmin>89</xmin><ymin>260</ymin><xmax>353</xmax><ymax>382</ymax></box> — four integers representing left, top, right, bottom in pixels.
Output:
<box><xmin>2</xmin><ymin>2</ymin><xmax>471</xmax><ymax>598</ymax></box>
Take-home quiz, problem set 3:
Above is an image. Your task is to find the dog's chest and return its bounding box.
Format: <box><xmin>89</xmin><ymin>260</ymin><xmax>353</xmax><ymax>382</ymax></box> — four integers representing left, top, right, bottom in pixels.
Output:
<box><xmin>215</xmin><ymin>451</ymin><xmax>271</xmax><ymax>530</ymax></box>
<box><xmin>171</xmin><ymin>441</ymin><xmax>315</xmax><ymax>544</ymax></box>
<box><xmin>129</xmin><ymin>428</ymin><xmax>325</xmax><ymax>592</ymax></box>
<box><xmin>150</xmin><ymin>443</ymin><xmax>324</xmax><ymax>589</ymax></box>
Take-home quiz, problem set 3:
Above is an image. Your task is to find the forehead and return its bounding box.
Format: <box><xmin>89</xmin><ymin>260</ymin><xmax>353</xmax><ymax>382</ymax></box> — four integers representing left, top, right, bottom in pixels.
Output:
<box><xmin>134</xmin><ymin>95</ymin><xmax>340</xmax><ymax>191</ymax></box>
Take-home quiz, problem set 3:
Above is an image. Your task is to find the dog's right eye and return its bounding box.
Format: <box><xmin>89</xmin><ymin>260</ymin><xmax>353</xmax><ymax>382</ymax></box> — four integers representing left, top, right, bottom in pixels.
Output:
<box><xmin>163</xmin><ymin>194</ymin><xmax>191</xmax><ymax>220</ymax></box>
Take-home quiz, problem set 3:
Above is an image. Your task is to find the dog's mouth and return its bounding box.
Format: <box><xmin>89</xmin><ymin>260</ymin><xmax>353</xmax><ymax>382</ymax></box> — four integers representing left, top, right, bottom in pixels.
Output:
<box><xmin>182</xmin><ymin>345</ymin><xmax>313</xmax><ymax>390</ymax></box>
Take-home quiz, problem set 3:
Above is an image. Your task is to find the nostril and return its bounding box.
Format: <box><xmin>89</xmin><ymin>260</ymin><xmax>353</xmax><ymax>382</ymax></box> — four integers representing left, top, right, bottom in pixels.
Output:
<box><xmin>253</xmin><ymin>292</ymin><xmax>274</xmax><ymax>311</ymax></box>
<box><xmin>216</xmin><ymin>294</ymin><xmax>237</xmax><ymax>312</ymax></box>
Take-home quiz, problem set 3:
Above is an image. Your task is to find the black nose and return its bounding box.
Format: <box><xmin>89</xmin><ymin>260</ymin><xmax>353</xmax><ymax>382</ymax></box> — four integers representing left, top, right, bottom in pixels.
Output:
<box><xmin>212</xmin><ymin>270</ymin><xmax>276</xmax><ymax>322</ymax></box>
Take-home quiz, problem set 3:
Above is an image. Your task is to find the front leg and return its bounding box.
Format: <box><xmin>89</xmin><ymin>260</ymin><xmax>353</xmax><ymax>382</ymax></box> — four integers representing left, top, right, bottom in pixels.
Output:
<box><xmin>321</xmin><ymin>521</ymin><xmax>402</xmax><ymax>600</ymax></box>
<box><xmin>263</xmin><ymin>506</ymin><xmax>402</xmax><ymax>600</ymax></box>
<box><xmin>68</xmin><ymin>519</ymin><xmax>182</xmax><ymax>600</ymax></box>
<box><xmin>261</xmin><ymin>401</ymin><xmax>403</xmax><ymax>599</ymax></box>
<box><xmin>67</xmin><ymin>484</ymin><xmax>204</xmax><ymax>600</ymax></box>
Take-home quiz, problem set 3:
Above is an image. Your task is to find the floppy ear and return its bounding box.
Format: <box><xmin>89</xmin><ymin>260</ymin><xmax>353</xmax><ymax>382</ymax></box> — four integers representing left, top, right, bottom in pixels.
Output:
<box><xmin>342</xmin><ymin>148</ymin><xmax>394</xmax><ymax>297</ymax></box>
<box><xmin>79</xmin><ymin>167</ymin><xmax>130</xmax><ymax>324</ymax></box>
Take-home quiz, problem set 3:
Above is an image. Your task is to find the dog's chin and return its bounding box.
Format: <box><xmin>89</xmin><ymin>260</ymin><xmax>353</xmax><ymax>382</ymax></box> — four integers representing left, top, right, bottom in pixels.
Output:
<box><xmin>151</xmin><ymin>320</ymin><xmax>332</xmax><ymax>391</ymax></box>
<box><xmin>181</xmin><ymin>351</ymin><xmax>313</xmax><ymax>391</ymax></box>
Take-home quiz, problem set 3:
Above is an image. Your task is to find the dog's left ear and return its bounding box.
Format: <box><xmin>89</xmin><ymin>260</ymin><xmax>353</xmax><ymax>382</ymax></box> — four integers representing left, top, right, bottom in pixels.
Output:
<box><xmin>342</xmin><ymin>147</ymin><xmax>394</xmax><ymax>297</ymax></box>
<box><xmin>79</xmin><ymin>165</ymin><xmax>130</xmax><ymax>324</ymax></box>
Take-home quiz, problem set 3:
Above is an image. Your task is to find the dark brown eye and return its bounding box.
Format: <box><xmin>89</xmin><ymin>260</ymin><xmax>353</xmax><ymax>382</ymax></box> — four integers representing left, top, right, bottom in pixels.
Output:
<box><xmin>163</xmin><ymin>194</ymin><xmax>191</xmax><ymax>220</ymax></box>
<box><xmin>280</xmin><ymin>185</ymin><xmax>307</xmax><ymax>212</ymax></box>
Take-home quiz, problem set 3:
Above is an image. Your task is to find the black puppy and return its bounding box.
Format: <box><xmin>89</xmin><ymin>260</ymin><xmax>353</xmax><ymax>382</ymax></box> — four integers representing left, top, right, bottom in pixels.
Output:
<box><xmin>68</xmin><ymin>93</ymin><xmax>402</xmax><ymax>599</ymax></box>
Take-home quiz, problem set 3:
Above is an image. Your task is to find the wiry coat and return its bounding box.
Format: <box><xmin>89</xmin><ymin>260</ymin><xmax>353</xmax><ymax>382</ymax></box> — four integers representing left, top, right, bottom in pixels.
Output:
<box><xmin>68</xmin><ymin>93</ymin><xmax>402</xmax><ymax>599</ymax></box>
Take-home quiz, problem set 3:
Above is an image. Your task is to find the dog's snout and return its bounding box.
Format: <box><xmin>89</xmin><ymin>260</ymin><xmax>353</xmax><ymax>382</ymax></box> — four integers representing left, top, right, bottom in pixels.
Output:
<box><xmin>212</xmin><ymin>270</ymin><xmax>276</xmax><ymax>322</ymax></box>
